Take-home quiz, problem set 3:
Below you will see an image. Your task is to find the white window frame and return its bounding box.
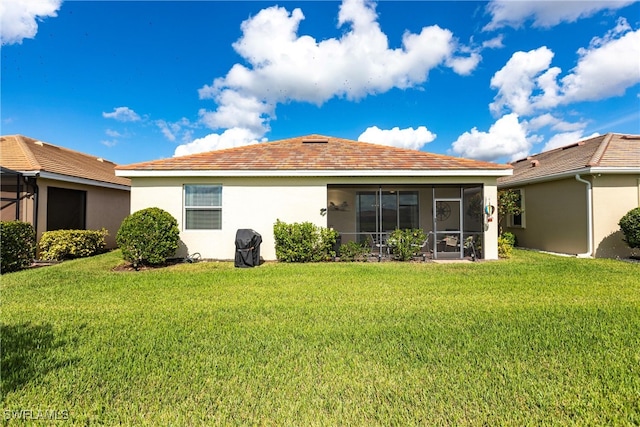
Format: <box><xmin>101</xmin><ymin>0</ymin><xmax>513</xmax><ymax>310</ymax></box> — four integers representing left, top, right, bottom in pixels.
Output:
<box><xmin>183</xmin><ymin>184</ymin><xmax>222</xmax><ymax>230</ymax></box>
<box><xmin>507</xmin><ymin>188</ymin><xmax>525</xmax><ymax>228</ymax></box>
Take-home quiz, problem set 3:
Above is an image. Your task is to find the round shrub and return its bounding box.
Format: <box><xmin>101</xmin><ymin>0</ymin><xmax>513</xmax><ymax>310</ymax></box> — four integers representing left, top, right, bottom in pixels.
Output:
<box><xmin>116</xmin><ymin>208</ymin><xmax>180</xmax><ymax>267</ymax></box>
<box><xmin>619</xmin><ymin>207</ymin><xmax>640</xmax><ymax>249</ymax></box>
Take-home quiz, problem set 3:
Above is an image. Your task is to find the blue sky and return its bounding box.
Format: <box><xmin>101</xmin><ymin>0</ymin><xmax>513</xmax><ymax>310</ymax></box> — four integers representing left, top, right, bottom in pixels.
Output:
<box><xmin>2</xmin><ymin>0</ymin><xmax>639</xmax><ymax>166</ymax></box>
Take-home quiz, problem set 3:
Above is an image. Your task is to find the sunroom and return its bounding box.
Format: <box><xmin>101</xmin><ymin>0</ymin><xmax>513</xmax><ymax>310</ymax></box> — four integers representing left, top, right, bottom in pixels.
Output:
<box><xmin>327</xmin><ymin>184</ymin><xmax>485</xmax><ymax>260</ymax></box>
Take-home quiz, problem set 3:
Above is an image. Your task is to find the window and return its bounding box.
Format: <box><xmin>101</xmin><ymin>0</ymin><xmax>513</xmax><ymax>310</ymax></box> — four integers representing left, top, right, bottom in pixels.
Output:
<box><xmin>47</xmin><ymin>187</ymin><xmax>86</xmax><ymax>230</ymax></box>
<box><xmin>184</xmin><ymin>185</ymin><xmax>222</xmax><ymax>230</ymax></box>
<box><xmin>507</xmin><ymin>188</ymin><xmax>525</xmax><ymax>228</ymax></box>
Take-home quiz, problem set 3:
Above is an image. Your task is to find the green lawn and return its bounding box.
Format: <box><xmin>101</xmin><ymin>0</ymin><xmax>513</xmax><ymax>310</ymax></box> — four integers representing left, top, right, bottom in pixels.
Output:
<box><xmin>1</xmin><ymin>250</ymin><xmax>639</xmax><ymax>425</ymax></box>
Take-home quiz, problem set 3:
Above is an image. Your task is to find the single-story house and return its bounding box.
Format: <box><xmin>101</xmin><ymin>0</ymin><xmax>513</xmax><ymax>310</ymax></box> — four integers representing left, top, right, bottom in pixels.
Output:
<box><xmin>498</xmin><ymin>133</ymin><xmax>640</xmax><ymax>259</ymax></box>
<box><xmin>116</xmin><ymin>134</ymin><xmax>512</xmax><ymax>261</ymax></box>
<box><xmin>0</xmin><ymin>135</ymin><xmax>131</xmax><ymax>248</ymax></box>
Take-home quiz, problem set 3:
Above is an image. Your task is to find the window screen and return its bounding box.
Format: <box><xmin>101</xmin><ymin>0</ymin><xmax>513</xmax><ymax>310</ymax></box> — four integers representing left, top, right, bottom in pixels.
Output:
<box><xmin>184</xmin><ymin>185</ymin><xmax>222</xmax><ymax>230</ymax></box>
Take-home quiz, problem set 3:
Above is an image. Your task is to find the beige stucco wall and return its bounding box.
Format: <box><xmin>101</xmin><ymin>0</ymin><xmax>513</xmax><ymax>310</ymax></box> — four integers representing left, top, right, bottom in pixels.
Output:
<box><xmin>505</xmin><ymin>178</ymin><xmax>588</xmax><ymax>255</ymax></box>
<box><xmin>129</xmin><ymin>175</ymin><xmax>501</xmax><ymax>261</ymax></box>
<box><xmin>504</xmin><ymin>174</ymin><xmax>640</xmax><ymax>258</ymax></box>
<box><xmin>36</xmin><ymin>178</ymin><xmax>130</xmax><ymax>248</ymax></box>
<box><xmin>592</xmin><ymin>174</ymin><xmax>640</xmax><ymax>258</ymax></box>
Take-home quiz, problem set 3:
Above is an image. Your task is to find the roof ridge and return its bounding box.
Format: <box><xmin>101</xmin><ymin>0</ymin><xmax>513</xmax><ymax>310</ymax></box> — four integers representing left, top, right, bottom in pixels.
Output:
<box><xmin>14</xmin><ymin>135</ymin><xmax>43</xmax><ymax>170</ymax></box>
<box><xmin>587</xmin><ymin>133</ymin><xmax>613</xmax><ymax>167</ymax></box>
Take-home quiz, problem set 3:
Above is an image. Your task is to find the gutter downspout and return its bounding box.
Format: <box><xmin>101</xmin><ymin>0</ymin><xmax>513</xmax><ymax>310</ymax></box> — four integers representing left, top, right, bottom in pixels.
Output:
<box><xmin>575</xmin><ymin>174</ymin><xmax>593</xmax><ymax>258</ymax></box>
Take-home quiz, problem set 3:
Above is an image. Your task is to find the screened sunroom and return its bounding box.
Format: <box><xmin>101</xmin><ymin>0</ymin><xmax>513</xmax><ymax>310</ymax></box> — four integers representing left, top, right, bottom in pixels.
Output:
<box><xmin>326</xmin><ymin>184</ymin><xmax>485</xmax><ymax>260</ymax></box>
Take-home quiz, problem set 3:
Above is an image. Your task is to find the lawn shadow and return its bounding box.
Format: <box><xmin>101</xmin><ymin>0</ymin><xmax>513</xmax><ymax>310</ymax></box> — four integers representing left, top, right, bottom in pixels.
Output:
<box><xmin>0</xmin><ymin>322</ymin><xmax>76</xmax><ymax>400</ymax></box>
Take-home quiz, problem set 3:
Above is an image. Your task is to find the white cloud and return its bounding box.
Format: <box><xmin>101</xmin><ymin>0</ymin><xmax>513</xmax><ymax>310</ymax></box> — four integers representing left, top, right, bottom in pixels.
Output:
<box><xmin>197</xmin><ymin>0</ymin><xmax>478</xmax><ymax>146</ymax></box>
<box><xmin>105</xmin><ymin>129</ymin><xmax>122</xmax><ymax>138</ymax></box>
<box><xmin>102</xmin><ymin>107</ymin><xmax>141</xmax><ymax>122</ymax></box>
<box><xmin>482</xmin><ymin>34</ymin><xmax>504</xmax><ymax>49</ymax></box>
<box><xmin>451</xmin><ymin>113</ymin><xmax>533</xmax><ymax>162</ymax></box>
<box><xmin>156</xmin><ymin>118</ymin><xmax>192</xmax><ymax>142</ymax></box>
<box><xmin>0</xmin><ymin>0</ymin><xmax>62</xmax><ymax>45</ymax></box>
<box><xmin>358</xmin><ymin>126</ymin><xmax>437</xmax><ymax>150</ymax></box>
<box><xmin>561</xmin><ymin>23</ymin><xmax>640</xmax><ymax>103</ymax></box>
<box><xmin>489</xmin><ymin>21</ymin><xmax>640</xmax><ymax>117</ymax></box>
<box><xmin>541</xmin><ymin>131</ymin><xmax>600</xmax><ymax>152</ymax></box>
<box><xmin>484</xmin><ymin>0</ymin><xmax>636</xmax><ymax>30</ymax></box>
<box><xmin>527</xmin><ymin>113</ymin><xmax>587</xmax><ymax>132</ymax></box>
<box><xmin>174</xmin><ymin>128</ymin><xmax>267</xmax><ymax>157</ymax></box>
<box><xmin>489</xmin><ymin>46</ymin><xmax>557</xmax><ymax>116</ymax></box>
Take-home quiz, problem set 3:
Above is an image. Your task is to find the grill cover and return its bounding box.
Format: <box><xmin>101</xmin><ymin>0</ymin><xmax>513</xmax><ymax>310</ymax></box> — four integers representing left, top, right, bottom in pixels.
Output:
<box><xmin>234</xmin><ymin>229</ymin><xmax>262</xmax><ymax>268</ymax></box>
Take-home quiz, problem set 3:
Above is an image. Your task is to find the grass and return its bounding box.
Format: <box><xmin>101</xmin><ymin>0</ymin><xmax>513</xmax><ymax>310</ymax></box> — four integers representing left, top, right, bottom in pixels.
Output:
<box><xmin>1</xmin><ymin>250</ymin><xmax>639</xmax><ymax>425</ymax></box>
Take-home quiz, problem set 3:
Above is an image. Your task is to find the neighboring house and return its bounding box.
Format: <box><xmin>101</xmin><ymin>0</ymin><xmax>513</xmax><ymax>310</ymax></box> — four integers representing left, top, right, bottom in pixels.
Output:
<box><xmin>116</xmin><ymin>134</ymin><xmax>512</xmax><ymax>261</ymax></box>
<box><xmin>498</xmin><ymin>133</ymin><xmax>640</xmax><ymax>259</ymax></box>
<box><xmin>1</xmin><ymin>135</ymin><xmax>131</xmax><ymax>248</ymax></box>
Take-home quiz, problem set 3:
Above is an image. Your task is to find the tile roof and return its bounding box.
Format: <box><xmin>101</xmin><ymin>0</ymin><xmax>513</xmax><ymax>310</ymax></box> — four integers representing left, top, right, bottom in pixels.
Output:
<box><xmin>1</xmin><ymin>135</ymin><xmax>131</xmax><ymax>187</ymax></box>
<box><xmin>116</xmin><ymin>134</ymin><xmax>511</xmax><ymax>172</ymax></box>
<box><xmin>498</xmin><ymin>133</ymin><xmax>640</xmax><ymax>186</ymax></box>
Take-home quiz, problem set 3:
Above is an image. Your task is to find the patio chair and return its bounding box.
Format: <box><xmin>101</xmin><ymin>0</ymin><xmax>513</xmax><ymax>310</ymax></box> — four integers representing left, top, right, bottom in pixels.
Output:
<box><xmin>443</xmin><ymin>235</ymin><xmax>459</xmax><ymax>252</ymax></box>
<box><xmin>412</xmin><ymin>235</ymin><xmax>431</xmax><ymax>261</ymax></box>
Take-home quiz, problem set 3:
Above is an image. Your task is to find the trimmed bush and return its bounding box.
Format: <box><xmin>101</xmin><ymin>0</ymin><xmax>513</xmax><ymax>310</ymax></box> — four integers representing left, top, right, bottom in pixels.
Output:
<box><xmin>339</xmin><ymin>241</ymin><xmax>370</xmax><ymax>262</ymax></box>
<box><xmin>273</xmin><ymin>220</ymin><xmax>338</xmax><ymax>262</ymax></box>
<box><xmin>501</xmin><ymin>232</ymin><xmax>517</xmax><ymax>247</ymax></box>
<box><xmin>619</xmin><ymin>207</ymin><xmax>640</xmax><ymax>249</ymax></box>
<box><xmin>116</xmin><ymin>208</ymin><xmax>180</xmax><ymax>267</ymax></box>
<box><xmin>0</xmin><ymin>221</ymin><xmax>36</xmax><ymax>273</ymax></box>
<box><xmin>388</xmin><ymin>229</ymin><xmax>427</xmax><ymax>261</ymax></box>
<box><xmin>498</xmin><ymin>235</ymin><xmax>514</xmax><ymax>259</ymax></box>
<box><xmin>39</xmin><ymin>229</ymin><xmax>108</xmax><ymax>261</ymax></box>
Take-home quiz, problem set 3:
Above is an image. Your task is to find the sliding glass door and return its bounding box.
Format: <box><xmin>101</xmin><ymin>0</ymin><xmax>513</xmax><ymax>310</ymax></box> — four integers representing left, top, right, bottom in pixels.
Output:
<box><xmin>357</xmin><ymin>189</ymin><xmax>419</xmax><ymax>242</ymax></box>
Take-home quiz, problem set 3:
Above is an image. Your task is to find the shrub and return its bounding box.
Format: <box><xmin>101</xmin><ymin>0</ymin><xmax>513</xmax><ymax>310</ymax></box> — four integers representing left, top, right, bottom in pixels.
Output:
<box><xmin>501</xmin><ymin>232</ymin><xmax>517</xmax><ymax>247</ymax></box>
<box><xmin>0</xmin><ymin>221</ymin><xmax>36</xmax><ymax>273</ymax></box>
<box><xmin>498</xmin><ymin>235</ymin><xmax>513</xmax><ymax>259</ymax></box>
<box><xmin>273</xmin><ymin>220</ymin><xmax>338</xmax><ymax>262</ymax></box>
<box><xmin>619</xmin><ymin>207</ymin><xmax>640</xmax><ymax>249</ymax></box>
<box><xmin>339</xmin><ymin>241</ymin><xmax>370</xmax><ymax>262</ymax></box>
<box><xmin>388</xmin><ymin>229</ymin><xmax>427</xmax><ymax>261</ymax></box>
<box><xmin>116</xmin><ymin>208</ymin><xmax>180</xmax><ymax>267</ymax></box>
<box><xmin>39</xmin><ymin>229</ymin><xmax>108</xmax><ymax>261</ymax></box>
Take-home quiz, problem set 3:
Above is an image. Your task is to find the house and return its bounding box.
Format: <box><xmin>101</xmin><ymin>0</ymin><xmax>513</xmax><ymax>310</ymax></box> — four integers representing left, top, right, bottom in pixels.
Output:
<box><xmin>498</xmin><ymin>133</ymin><xmax>640</xmax><ymax>259</ymax></box>
<box><xmin>116</xmin><ymin>134</ymin><xmax>512</xmax><ymax>261</ymax></box>
<box><xmin>0</xmin><ymin>135</ymin><xmax>131</xmax><ymax>248</ymax></box>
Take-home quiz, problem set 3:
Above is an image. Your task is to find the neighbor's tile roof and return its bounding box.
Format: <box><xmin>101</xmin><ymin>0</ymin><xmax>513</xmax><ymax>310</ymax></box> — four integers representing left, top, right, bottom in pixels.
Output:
<box><xmin>0</xmin><ymin>135</ymin><xmax>131</xmax><ymax>187</ymax></box>
<box><xmin>116</xmin><ymin>134</ymin><xmax>511</xmax><ymax>172</ymax></box>
<box><xmin>499</xmin><ymin>133</ymin><xmax>640</xmax><ymax>186</ymax></box>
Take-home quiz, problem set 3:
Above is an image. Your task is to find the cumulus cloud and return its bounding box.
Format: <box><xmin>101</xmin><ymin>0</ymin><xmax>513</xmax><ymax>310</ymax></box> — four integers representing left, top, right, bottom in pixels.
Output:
<box><xmin>489</xmin><ymin>46</ymin><xmax>557</xmax><ymax>116</ymax></box>
<box><xmin>196</xmin><ymin>0</ymin><xmax>479</xmax><ymax>148</ymax></box>
<box><xmin>451</xmin><ymin>113</ymin><xmax>534</xmax><ymax>162</ymax></box>
<box><xmin>174</xmin><ymin>128</ymin><xmax>267</xmax><ymax>157</ymax></box>
<box><xmin>489</xmin><ymin>20</ymin><xmax>640</xmax><ymax>117</ymax></box>
<box><xmin>541</xmin><ymin>131</ymin><xmax>600</xmax><ymax>152</ymax></box>
<box><xmin>484</xmin><ymin>0</ymin><xmax>636</xmax><ymax>30</ymax></box>
<box><xmin>0</xmin><ymin>0</ymin><xmax>62</xmax><ymax>45</ymax></box>
<box><xmin>358</xmin><ymin>126</ymin><xmax>437</xmax><ymax>150</ymax></box>
<box><xmin>561</xmin><ymin>21</ymin><xmax>640</xmax><ymax>103</ymax></box>
<box><xmin>102</xmin><ymin>107</ymin><xmax>141</xmax><ymax>122</ymax></box>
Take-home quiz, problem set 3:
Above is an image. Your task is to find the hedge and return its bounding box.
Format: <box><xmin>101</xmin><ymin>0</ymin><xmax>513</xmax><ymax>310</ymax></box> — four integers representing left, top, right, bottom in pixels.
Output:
<box><xmin>39</xmin><ymin>229</ymin><xmax>108</xmax><ymax>261</ymax></box>
<box><xmin>273</xmin><ymin>220</ymin><xmax>338</xmax><ymax>262</ymax></box>
<box><xmin>0</xmin><ymin>221</ymin><xmax>36</xmax><ymax>273</ymax></box>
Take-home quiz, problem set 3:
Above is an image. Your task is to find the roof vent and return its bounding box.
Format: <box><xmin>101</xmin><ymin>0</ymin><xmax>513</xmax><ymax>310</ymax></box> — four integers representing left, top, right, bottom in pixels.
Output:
<box><xmin>34</xmin><ymin>140</ymin><xmax>44</xmax><ymax>146</ymax></box>
<box><xmin>97</xmin><ymin>157</ymin><xmax>104</xmax><ymax>162</ymax></box>
<box><xmin>530</xmin><ymin>160</ymin><xmax>540</xmax><ymax>167</ymax></box>
<box><xmin>302</xmin><ymin>138</ymin><xmax>329</xmax><ymax>144</ymax></box>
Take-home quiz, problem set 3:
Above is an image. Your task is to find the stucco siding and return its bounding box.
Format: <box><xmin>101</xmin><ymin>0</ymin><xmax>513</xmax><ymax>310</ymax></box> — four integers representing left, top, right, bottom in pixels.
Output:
<box><xmin>592</xmin><ymin>174</ymin><xmax>640</xmax><ymax>258</ymax></box>
<box><xmin>129</xmin><ymin>175</ymin><xmax>502</xmax><ymax>261</ymax></box>
<box><xmin>37</xmin><ymin>178</ymin><xmax>130</xmax><ymax>248</ymax></box>
<box><xmin>506</xmin><ymin>178</ymin><xmax>588</xmax><ymax>255</ymax></box>
<box><xmin>130</xmin><ymin>177</ymin><xmax>327</xmax><ymax>260</ymax></box>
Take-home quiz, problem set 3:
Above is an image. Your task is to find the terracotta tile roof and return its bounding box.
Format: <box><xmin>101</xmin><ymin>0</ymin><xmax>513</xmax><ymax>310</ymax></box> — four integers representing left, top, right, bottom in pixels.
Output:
<box><xmin>116</xmin><ymin>134</ymin><xmax>510</xmax><ymax>172</ymax></box>
<box><xmin>498</xmin><ymin>133</ymin><xmax>640</xmax><ymax>186</ymax></box>
<box><xmin>1</xmin><ymin>135</ymin><xmax>131</xmax><ymax>187</ymax></box>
